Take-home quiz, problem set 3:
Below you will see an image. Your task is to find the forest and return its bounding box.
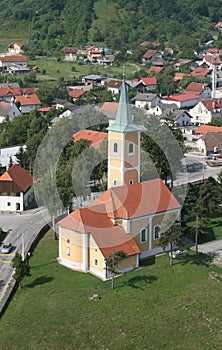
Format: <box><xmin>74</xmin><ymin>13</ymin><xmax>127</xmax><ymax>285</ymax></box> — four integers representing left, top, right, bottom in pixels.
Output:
<box><xmin>1</xmin><ymin>0</ymin><xmax>222</xmax><ymax>57</ymax></box>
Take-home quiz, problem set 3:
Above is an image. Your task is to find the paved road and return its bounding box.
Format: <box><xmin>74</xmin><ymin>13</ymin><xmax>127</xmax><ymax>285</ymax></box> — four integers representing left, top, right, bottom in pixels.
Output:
<box><xmin>175</xmin><ymin>153</ymin><xmax>222</xmax><ymax>186</ymax></box>
<box><xmin>0</xmin><ymin>207</ymin><xmax>50</xmax><ymax>303</ymax></box>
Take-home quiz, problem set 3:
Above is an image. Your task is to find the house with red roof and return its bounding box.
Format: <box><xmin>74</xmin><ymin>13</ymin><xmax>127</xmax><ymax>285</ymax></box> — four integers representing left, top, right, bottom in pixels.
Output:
<box><xmin>189</xmin><ymin>98</ymin><xmax>222</xmax><ymax>124</ymax></box>
<box><xmin>58</xmin><ymin>78</ymin><xmax>181</xmax><ymax>280</ymax></box>
<box><xmin>142</xmin><ymin>49</ymin><xmax>162</xmax><ymax>64</ymax></box>
<box><xmin>0</xmin><ymin>55</ymin><xmax>28</xmax><ymax>68</ymax></box>
<box><xmin>190</xmin><ymin>67</ymin><xmax>212</xmax><ymax>80</ymax></box>
<box><xmin>63</xmin><ymin>47</ymin><xmax>78</xmax><ymax>61</ymax></box>
<box><xmin>195</xmin><ymin>125</ymin><xmax>222</xmax><ymax>136</ymax></box>
<box><xmin>73</xmin><ymin>130</ymin><xmax>108</xmax><ymax>150</ymax></box>
<box><xmin>69</xmin><ymin>88</ymin><xmax>87</xmax><ymax>102</ymax></box>
<box><xmin>7</xmin><ymin>41</ymin><xmax>24</xmax><ymax>55</ymax></box>
<box><xmin>0</xmin><ymin>164</ymin><xmax>34</xmax><ymax>212</ymax></box>
<box><xmin>15</xmin><ymin>93</ymin><xmax>41</xmax><ymax>113</ymax></box>
<box><xmin>184</xmin><ymin>82</ymin><xmax>211</xmax><ymax>99</ymax></box>
<box><xmin>140</xmin><ymin>77</ymin><xmax>157</xmax><ymax>91</ymax></box>
<box><xmin>161</xmin><ymin>93</ymin><xmax>200</xmax><ymax>108</ymax></box>
<box><xmin>107</xmin><ymin>79</ymin><xmax>122</xmax><ymax>95</ymax></box>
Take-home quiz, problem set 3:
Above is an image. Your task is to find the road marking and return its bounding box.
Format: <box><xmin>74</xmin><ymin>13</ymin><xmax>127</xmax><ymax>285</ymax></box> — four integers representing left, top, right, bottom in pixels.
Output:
<box><xmin>0</xmin><ymin>259</ymin><xmax>12</xmax><ymax>263</ymax></box>
<box><xmin>0</xmin><ymin>253</ymin><xmax>15</xmax><ymax>257</ymax></box>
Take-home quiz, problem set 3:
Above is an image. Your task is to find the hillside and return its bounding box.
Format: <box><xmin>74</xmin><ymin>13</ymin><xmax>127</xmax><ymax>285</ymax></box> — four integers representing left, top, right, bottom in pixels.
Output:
<box><xmin>0</xmin><ymin>0</ymin><xmax>222</xmax><ymax>56</ymax></box>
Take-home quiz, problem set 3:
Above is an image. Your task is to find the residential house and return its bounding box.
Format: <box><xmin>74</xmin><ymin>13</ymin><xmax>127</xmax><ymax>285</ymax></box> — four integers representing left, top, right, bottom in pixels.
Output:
<box><xmin>190</xmin><ymin>67</ymin><xmax>212</xmax><ymax>80</ymax></box>
<box><xmin>0</xmin><ymin>55</ymin><xmax>28</xmax><ymax>68</ymax></box>
<box><xmin>69</xmin><ymin>88</ymin><xmax>87</xmax><ymax>102</ymax></box>
<box><xmin>63</xmin><ymin>47</ymin><xmax>78</xmax><ymax>61</ymax></box>
<box><xmin>73</xmin><ymin>130</ymin><xmax>108</xmax><ymax>150</ymax></box>
<box><xmin>131</xmin><ymin>92</ymin><xmax>160</xmax><ymax>110</ymax></box>
<box><xmin>189</xmin><ymin>99</ymin><xmax>222</xmax><ymax>124</ymax></box>
<box><xmin>107</xmin><ymin>79</ymin><xmax>122</xmax><ymax>95</ymax></box>
<box><xmin>82</xmin><ymin>75</ymin><xmax>107</xmax><ymax>86</ymax></box>
<box><xmin>0</xmin><ymin>145</ymin><xmax>26</xmax><ymax>168</ymax></box>
<box><xmin>196</xmin><ymin>132</ymin><xmax>222</xmax><ymax>155</ymax></box>
<box><xmin>142</xmin><ymin>49</ymin><xmax>163</xmax><ymax>64</ymax></box>
<box><xmin>7</xmin><ymin>41</ymin><xmax>24</xmax><ymax>54</ymax></box>
<box><xmin>87</xmin><ymin>48</ymin><xmax>103</xmax><ymax>62</ymax></box>
<box><xmin>99</xmin><ymin>102</ymin><xmax>118</xmax><ymax>120</ymax></box>
<box><xmin>161</xmin><ymin>93</ymin><xmax>200</xmax><ymax>108</ymax></box>
<box><xmin>153</xmin><ymin>102</ymin><xmax>178</xmax><ymax>117</ymax></box>
<box><xmin>57</xmin><ymin>105</ymin><xmax>87</xmax><ymax>120</ymax></box>
<box><xmin>0</xmin><ymin>164</ymin><xmax>34</xmax><ymax>212</ymax></box>
<box><xmin>202</xmin><ymin>55</ymin><xmax>222</xmax><ymax>70</ymax></box>
<box><xmin>147</xmin><ymin>66</ymin><xmax>164</xmax><ymax>75</ymax></box>
<box><xmin>15</xmin><ymin>93</ymin><xmax>41</xmax><ymax>114</ymax></box>
<box><xmin>51</xmin><ymin>99</ymin><xmax>72</xmax><ymax>110</ymax></box>
<box><xmin>195</xmin><ymin>125</ymin><xmax>222</xmax><ymax>137</ymax></box>
<box><xmin>0</xmin><ymin>86</ymin><xmax>38</xmax><ymax>103</ymax></box>
<box><xmin>140</xmin><ymin>77</ymin><xmax>157</xmax><ymax>91</ymax></box>
<box><xmin>174</xmin><ymin>59</ymin><xmax>196</xmax><ymax>71</ymax></box>
<box><xmin>184</xmin><ymin>82</ymin><xmax>212</xmax><ymax>99</ymax></box>
<box><xmin>173</xmin><ymin>73</ymin><xmax>190</xmax><ymax>83</ymax></box>
<box><xmin>57</xmin><ymin>77</ymin><xmax>181</xmax><ymax>280</ymax></box>
<box><xmin>163</xmin><ymin>109</ymin><xmax>192</xmax><ymax>127</ymax></box>
<box><xmin>0</xmin><ymin>101</ymin><xmax>21</xmax><ymax>123</ymax></box>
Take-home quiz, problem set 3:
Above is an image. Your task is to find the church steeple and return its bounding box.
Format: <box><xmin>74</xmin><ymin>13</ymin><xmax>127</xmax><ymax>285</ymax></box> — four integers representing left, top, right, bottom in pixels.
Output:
<box><xmin>107</xmin><ymin>75</ymin><xmax>140</xmax><ymax>133</ymax></box>
<box><xmin>107</xmin><ymin>75</ymin><xmax>141</xmax><ymax>189</ymax></box>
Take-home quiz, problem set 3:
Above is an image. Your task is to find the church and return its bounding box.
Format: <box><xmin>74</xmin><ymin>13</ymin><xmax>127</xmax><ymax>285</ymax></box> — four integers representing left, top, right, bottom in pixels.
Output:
<box><xmin>57</xmin><ymin>77</ymin><xmax>181</xmax><ymax>280</ymax></box>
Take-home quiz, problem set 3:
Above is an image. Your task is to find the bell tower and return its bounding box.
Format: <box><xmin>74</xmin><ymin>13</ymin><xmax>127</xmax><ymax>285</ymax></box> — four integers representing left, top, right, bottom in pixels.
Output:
<box><xmin>107</xmin><ymin>76</ymin><xmax>141</xmax><ymax>189</ymax></box>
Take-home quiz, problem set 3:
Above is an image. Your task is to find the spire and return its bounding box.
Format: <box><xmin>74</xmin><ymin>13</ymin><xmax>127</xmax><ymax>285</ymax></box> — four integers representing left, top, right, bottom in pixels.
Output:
<box><xmin>107</xmin><ymin>75</ymin><xmax>140</xmax><ymax>132</ymax></box>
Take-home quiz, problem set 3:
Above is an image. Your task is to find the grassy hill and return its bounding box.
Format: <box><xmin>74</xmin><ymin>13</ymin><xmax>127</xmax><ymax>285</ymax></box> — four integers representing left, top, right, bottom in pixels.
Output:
<box><xmin>1</xmin><ymin>229</ymin><xmax>222</xmax><ymax>349</ymax></box>
<box><xmin>0</xmin><ymin>0</ymin><xmax>222</xmax><ymax>57</ymax></box>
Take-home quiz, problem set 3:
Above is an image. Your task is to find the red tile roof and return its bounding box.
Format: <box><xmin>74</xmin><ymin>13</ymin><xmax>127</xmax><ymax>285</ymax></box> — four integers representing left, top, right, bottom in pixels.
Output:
<box><xmin>0</xmin><ymin>86</ymin><xmax>38</xmax><ymax>98</ymax></box>
<box><xmin>143</xmin><ymin>49</ymin><xmax>157</xmax><ymax>59</ymax></box>
<box><xmin>141</xmin><ymin>77</ymin><xmax>157</xmax><ymax>85</ymax></box>
<box><xmin>95</xmin><ymin>179</ymin><xmax>181</xmax><ymax>220</ymax></box>
<box><xmin>173</xmin><ymin>73</ymin><xmax>189</xmax><ymax>82</ymax></box>
<box><xmin>204</xmin><ymin>55</ymin><xmax>221</xmax><ymax>65</ymax></box>
<box><xmin>63</xmin><ymin>47</ymin><xmax>78</xmax><ymax>54</ymax></box>
<box><xmin>0</xmin><ymin>55</ymin><xmax>27</xmax><ymax>62</ymax></box>
<box><xmin>99</xmin><ymin>102</ymin><xmax>118</xmax><ymax>113</ymax></box>
<box><xmin>73</xmin><ymin>130</ymin><xmax>107</xmax><ymax>149</ymax></box>
<box><xmin>15</xmin><ymin>93</ymin><xmax>40</xmax><ymax>106</ymax></box>
<box><xmin>0</xmin><ymin>164</ymin><xmax>33</xmax><ymax>193</ymax></box>
<box><xmin>185</xmin><ymin>82</ymin><xmax>208</xmax><ymax>93</ymax></box>
<box><xmin>146</xmin><ymin>66</ymin><xmax>164</xmax><ymax>75</ymax></box>
<box><xmin>107</xmin><ymin>80</ymin><xmax>122</xmax><ymax>88</ymax></box>
<box><xmin>191</xmin><ymin>67</ymin><xmax>212</xmax><ymax>78</ymax></box>
<box><xmin>163</xmin><ymin>92</ymin><xmax>199</xmax><ymax>102</ymax></box>
<box><xmin>58</xmin><ymin>206</ymin><xmax>140</xmax><ymax>258</ymax></box>
<box><xmin>196</xmin><ymin>125</ymin><xmax>222</xmax><ymax>134</ymax></box>
<box><xmin>69</xmin><ymin>89</ymin><xmax>87</xmax><ymax>99</ymax></box>
<box><xmin>200</xmin><ymin>99</ymin><xmax>222</xmax><ymax>112</ymax></box>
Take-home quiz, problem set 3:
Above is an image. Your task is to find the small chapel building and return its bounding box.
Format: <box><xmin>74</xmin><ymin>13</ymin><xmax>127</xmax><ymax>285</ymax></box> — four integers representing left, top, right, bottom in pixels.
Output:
<box><xmin>57</xmin><ymin>77</ymin><xmax>181</xmax><ymax>280</ymax></box>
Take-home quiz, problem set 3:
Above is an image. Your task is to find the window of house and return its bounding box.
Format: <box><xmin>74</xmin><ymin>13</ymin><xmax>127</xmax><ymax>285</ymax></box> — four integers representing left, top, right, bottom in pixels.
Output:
<box><xmin>67</xmin><ymin>247</ymin><xmax>70</xmax><ymax>256</ymax></box>
<box><xmin>113</xmin><ymin>142</ymin><xmax>118</xmax><ymax>153</ymax></box>
<box><xmin>7</xmin><ymin>202</ymin><xmax>11</xmax><ymax>206</ymax></box>
<box><xmin>128</xmin><ymin>143</ymin><xmax>134</xmax><ymax>155</ymax></box>
<box><xmin>94</xmin><ymin>258</ymin><xmax>99</xmax><ymax>266</ymax></box>
<box><xmin>140</xmin><ymin>228</ymin><xmax>147</xmax><ymax>243</ymax></box>
<box><xmin>113</xmin><ymin>180</ymin><xmax>117</xmax><ymax>186</ymax></box>
<box><xmin>154</xmin><ymin>225</ymin><xmax>160</xmax><ymax>240</ymax></box>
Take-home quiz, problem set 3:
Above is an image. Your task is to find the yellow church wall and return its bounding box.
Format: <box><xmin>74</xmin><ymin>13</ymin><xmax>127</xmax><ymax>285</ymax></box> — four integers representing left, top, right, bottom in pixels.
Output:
<box><xmin>89</xmin><ymin>235</ymin><xmax>105</xmax><ymax>274</ymax></box>
<box><xmin>117</xmin><ymin>255</ymin><xmax>137</xmax><ymax>271</ymax></box>
<box><xmin>131</xmin><ymin>218</ymin><xmax>150</xmax><ymax>251</ymax></box>
<box><xmin>60</xmin><ymin>228</ymin><xmax>83</xmax><ymax>263</ymax></box>
<box><xmin>109</xmin><ymin>157</ymin><xmax>122</xmax><ymax>168</ymax></box>
<box><xmin>108</xmin><ymin>168</ymin><xmax>122</xmax><ymax>187</ymax></box>
<box><xmin>151</xmin><ymin>211</ymin><xmax>180</xmax><ymax>247</ymax></box>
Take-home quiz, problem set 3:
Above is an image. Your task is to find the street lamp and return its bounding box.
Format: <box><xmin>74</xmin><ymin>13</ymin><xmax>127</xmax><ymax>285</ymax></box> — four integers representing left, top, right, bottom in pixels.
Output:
<box><xmin>21</xmin><ymin>232</ymin><xmax>25</xmax><ymax>261</ymax></box>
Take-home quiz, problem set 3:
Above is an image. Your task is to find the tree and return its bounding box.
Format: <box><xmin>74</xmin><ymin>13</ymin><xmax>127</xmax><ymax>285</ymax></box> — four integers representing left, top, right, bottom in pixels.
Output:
<box><xmin>158</xmin><ymin>218</ymin><xmax>183</xmax><ymax>267</ymax></box>
<box><xmin>12</xmin><ymin>253</ymin><xmax>31</xmax><ymax>288</ymax></box>
<box><xmin>217</xmin><ymin>170</ymin><xmax>222</xmax><ymax>205</ymax></box>
<box><xmin>197</xmin><ymin>177</ymin><xmax>220</xmax><ymax>216</ymax></box>
<box><xmin>105</xmin><ymin>250</ymin><xmax>128</xmax><ymax>289</ymax></box>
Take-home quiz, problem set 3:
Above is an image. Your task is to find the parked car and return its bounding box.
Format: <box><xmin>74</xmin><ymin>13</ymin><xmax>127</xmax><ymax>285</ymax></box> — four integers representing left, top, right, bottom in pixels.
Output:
<box><xmin>1</xmin><ymin>242</ymin><xmax>12</xmax><ymax>254</ymax></box>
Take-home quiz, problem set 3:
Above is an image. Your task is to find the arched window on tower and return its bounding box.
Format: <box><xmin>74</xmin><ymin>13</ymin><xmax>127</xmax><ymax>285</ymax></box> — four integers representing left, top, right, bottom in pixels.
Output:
<box><xmin>113</xmin><ymin>142</ymin><xmax>118</xmax><ymax>153</ymax></box>
<box><xmin>128</xmin><ymin>142</ymin><xmax>134</xmax><ymax>156</ymax></box>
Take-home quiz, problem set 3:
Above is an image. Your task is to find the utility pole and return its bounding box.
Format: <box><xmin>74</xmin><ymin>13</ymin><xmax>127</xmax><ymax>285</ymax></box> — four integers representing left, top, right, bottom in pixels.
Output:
<box><xmin>195</xmin><ymin>214</ymin><xmax>199</xmax><ymax>253</ymax></box>
<box><xmin>22</xmin><ymin>232</ymin><xmax>25</xmax><ymax>261</ymax></box>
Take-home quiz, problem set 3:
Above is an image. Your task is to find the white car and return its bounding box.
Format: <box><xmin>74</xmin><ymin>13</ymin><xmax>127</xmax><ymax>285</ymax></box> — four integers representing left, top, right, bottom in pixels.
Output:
<box><xmin>169</xmin><ymin>250</ymin><xmax>186</xmax><ymax>259</ymax></box>
<box><xmin>1</xmin><ymin>242</ymin><xmax>12</xmax><ymax>254</ymax></box>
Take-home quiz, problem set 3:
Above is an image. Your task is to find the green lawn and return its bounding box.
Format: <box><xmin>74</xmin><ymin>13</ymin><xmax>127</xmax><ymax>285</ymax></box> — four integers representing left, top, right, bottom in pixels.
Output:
<box><xmin>186</xmin><ymin>216</ymin><xmax>222</xmax><ymax>243</ymax></box>
<box><xmin>28</xmin><ymin>57</ymin><xmax>140</xmax><ymax>84</ymax></box>
<box><xmin>1</xmin><ymin>230</ymin><xmax>222</xmax><ymax>350</ymax></box>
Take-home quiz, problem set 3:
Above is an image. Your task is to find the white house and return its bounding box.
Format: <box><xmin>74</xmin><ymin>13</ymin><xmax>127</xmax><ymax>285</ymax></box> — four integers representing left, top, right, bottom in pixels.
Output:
<box><xmin>0</xmin><ymin>164</ymin><xmax>34</xmax><ymax>212</ymax></box>
<box><xmin>189</xmin><ymin>99</ymin><xmax>222</xmax><ymax>124</ymax></box>
<box><xmin>161</xmin><ymin>93</ymin><xmax>200</xmax><ymax>108</ymax></box>
<box><xmin>0</xmin><ymin>101</ymin><xmax>21</xmax><ymax>122</ymax></box>
<box><xmin>132</xmin><ymin>93</ymin><xmax>161</xmax><ymax>110</ymax></box>
<box><xmin>0</xmin><ymin>145</ymin><xmax>26</xmax><ymax>168</ymax></box>
<box><xmin>15</xmin><ymin>93</ymin><xmax>41</xmax><ymax>114</ymax></box>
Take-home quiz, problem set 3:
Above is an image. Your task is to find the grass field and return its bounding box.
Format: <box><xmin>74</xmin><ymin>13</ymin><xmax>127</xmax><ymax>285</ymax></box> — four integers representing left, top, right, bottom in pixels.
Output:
<box><xmin>1</xmin><ymin>230</ymin><xmax>222</xmax><ymax>350</ymax></box>
<box><xmin>29</xmin><ymin>57</ymin><xmax>140</xmax><ymax>84</ymax></box>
